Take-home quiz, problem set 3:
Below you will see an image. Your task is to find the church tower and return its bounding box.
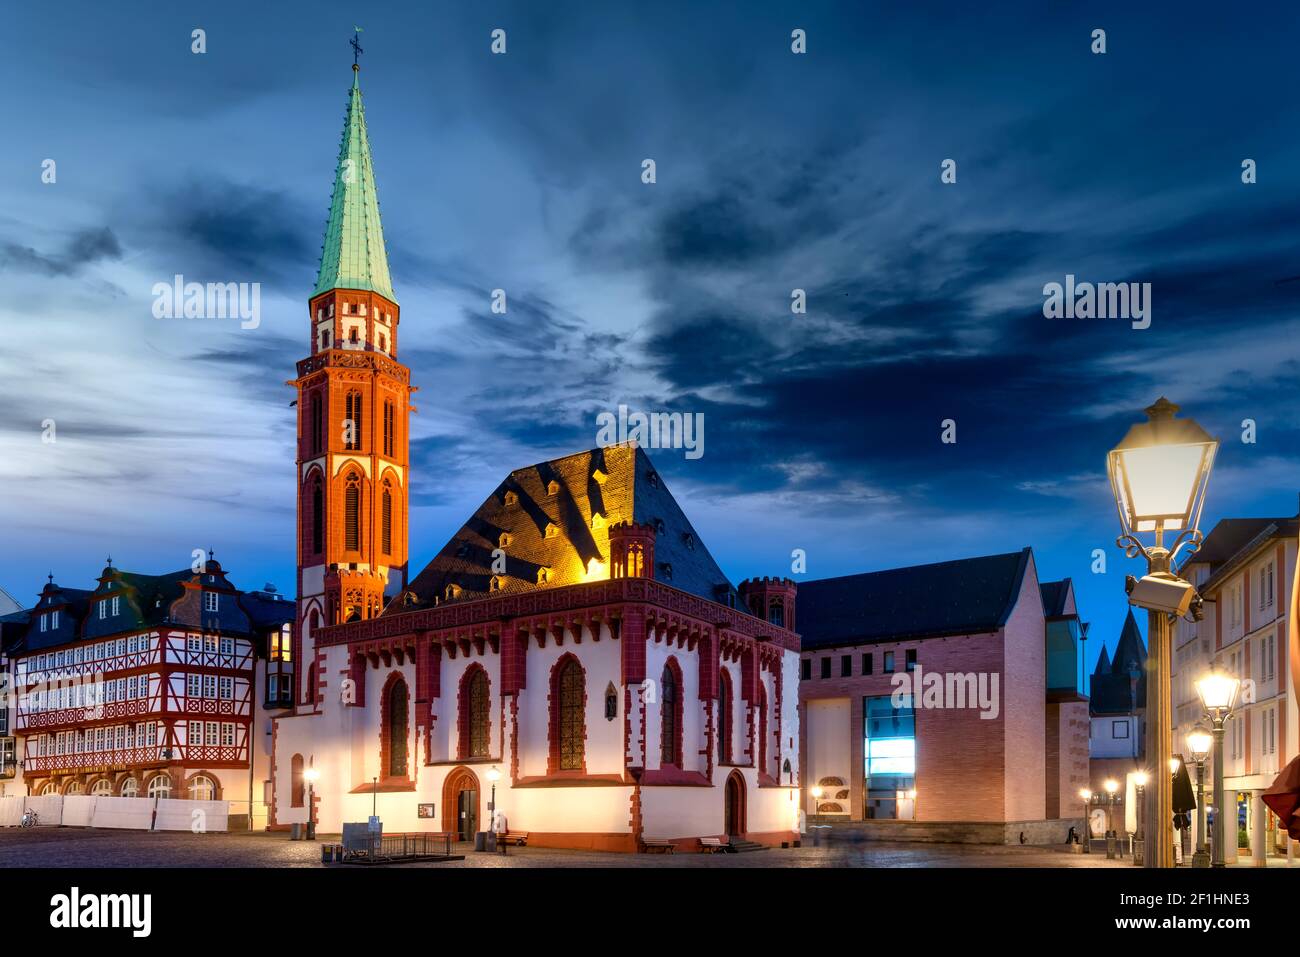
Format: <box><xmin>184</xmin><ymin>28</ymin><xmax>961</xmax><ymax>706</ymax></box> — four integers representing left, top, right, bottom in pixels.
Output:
<box><xmin>292</xmin><ymin>56</ymin><xmax>412</xmax><ymax>705</ymax></box>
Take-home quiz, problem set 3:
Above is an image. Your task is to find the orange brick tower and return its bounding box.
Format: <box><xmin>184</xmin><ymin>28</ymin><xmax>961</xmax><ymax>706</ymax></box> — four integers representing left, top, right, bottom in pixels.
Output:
<box><xmin>291</xmin><ymin>57</ymin><xmax>412</xmax><ymax>705</ymax></box>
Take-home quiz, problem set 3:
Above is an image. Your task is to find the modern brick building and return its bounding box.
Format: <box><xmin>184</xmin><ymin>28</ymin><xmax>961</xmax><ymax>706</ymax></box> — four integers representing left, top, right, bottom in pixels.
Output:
<box><xmin>797</xmin><ymin>549</ymin><xmax>1089</xmax><ymax>842</ymax></box>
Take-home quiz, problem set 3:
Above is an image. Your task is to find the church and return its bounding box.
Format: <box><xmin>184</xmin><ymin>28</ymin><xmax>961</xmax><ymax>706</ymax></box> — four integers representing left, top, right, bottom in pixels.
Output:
<box><xmin>269</xmin><ymin>59</ymin><xmax>802</xmax><ymax>851</ymax></box>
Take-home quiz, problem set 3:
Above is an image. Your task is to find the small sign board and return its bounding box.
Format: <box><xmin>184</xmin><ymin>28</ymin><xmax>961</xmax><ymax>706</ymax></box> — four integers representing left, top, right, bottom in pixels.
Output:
<box><xmin>342</xmin><ymin>822</ymin><xmax>377</xmax><ymax>853</ymax></box>
<box><xmin>368</xmin><ymin>815</ymin><xmax>381</xmax><ymax>833</ymax></box>
<box><xmin>417</xmin><ymin>803</ymin><xmax>436</xmax><ymax>819</ymax></box>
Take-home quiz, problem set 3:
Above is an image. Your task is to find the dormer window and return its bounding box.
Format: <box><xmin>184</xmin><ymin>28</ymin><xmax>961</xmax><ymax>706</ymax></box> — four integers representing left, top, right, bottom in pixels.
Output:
<box><xmin>445</xmin><ymin>584</ymin><xmax>462</xmax><ymax>600</ymax></box>
<box><xmin>592</xmin><ymin>468</ymin><xmax>608</xmax><ymax>485</ymax></box>
<box><xmin>499</xmin><ymin>532</ymin><xmax>513</xmax><ymax>548</ymax></box>
<box><xmin>504</xmin><ymin>491</ymin><xmax>518</xmax><ymax>506</ymax></box>
<box><xmin>647</xmin><ymin>471</ymin><xmax>660</xmax><ymax>488</ymax></box>
<box><xmin>489</xmin><ymin>576</ymin><xmax>503</xmax><ymax>593</ymax></box>
<box><xmin>659</xmin><ymin>562</ymin><xmax>673</xmax><ymax>581</ymax></box>
<box><xmin>455</xmin><ymin>543</ymin><xmax>471</xmax><ymax>559</ymax></box>
<box><xmin>654</xmin><ymin>518</ymin><xmax>666</xmax><ymax>535</ymax></box>
<box><xmin>545</xmin><ymin>523</ymin><xmax>559</xmax><ymax>539</ymax></box>
<box><xmin>537</xmin><ymin>567</ymin><xmax>550</xmax><ymax>585</ymax></box>
<box><xmin>547</xmin><ymin>480</ymin><xmax>560</xmax><ymax>496</ymax></box>
<box><xmin>204</xmin><ymin>592</ymin><xmax>219</xmax><ymax>613</ymax></box>
<box><xmin>591</xmin><ymin>513</ymin><xmax>606</xmax><ymax>529</ymax></box>
<box><xmin>682</xmin><ymin>532</ymin><xmax>696</xmax><ymax>551</ymax></box>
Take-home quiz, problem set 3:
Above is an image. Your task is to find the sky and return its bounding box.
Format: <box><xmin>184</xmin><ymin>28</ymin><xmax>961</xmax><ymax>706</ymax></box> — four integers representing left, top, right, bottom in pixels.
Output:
<box><xmin>2</xmin><ymin>1</ymin><xmax>1299</xmax><ymax>687</ymax></box>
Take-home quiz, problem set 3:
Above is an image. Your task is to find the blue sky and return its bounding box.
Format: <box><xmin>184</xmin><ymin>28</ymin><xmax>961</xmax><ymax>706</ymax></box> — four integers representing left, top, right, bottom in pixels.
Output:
<box><xmin>3</xmin><ymin>1</ymin><xmax>1299</xmax><ymax>684</ymax></box>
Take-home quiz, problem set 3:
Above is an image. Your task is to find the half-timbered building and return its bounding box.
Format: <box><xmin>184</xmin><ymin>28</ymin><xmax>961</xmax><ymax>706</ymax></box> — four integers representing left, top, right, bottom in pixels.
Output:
<box><xmin>269</xmin><ymin>61</ymin><xmax>802</xmax><ymax>851</ymax></box>
<box><xmin>0</xmin><ymin>560</ymin><xmax>294</xmax><ymax>827</ymax></box>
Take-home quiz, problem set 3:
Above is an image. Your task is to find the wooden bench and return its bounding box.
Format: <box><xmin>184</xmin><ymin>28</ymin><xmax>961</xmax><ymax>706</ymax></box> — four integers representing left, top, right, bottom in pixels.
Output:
<box><xmin>641</xmin><ymin>840</ymin><xmax>677</xmax><ymax>854</ymax></box>
<box><xmin>698</xmin><ymin>837</ymin><xmax>729</xmax><ymax>854</ymax></box>
<box><xmin>500</xmin><ymin>831</ymin><xmax>529</xmax><ymax>846</ymax></box>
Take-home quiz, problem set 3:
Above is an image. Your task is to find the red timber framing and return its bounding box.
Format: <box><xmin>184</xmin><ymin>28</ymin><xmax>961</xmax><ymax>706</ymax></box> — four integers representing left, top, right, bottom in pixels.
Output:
<box><xmin>312</xmin><ymin>577</ymin><xmax>799</xmax><ymax>782</ymax></box>
<box><xmin>14</xmin><ymin>628</ymin><xmax>257</xmax><ymax>782</ymax></box>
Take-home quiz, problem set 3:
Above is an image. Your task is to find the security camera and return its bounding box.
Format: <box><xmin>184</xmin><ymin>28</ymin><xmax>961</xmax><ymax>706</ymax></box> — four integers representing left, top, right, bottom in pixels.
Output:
<box><xmin>1127</xmin><ymin>574</ymin><xmax>1197</xmax><ymax>617</ymax></box>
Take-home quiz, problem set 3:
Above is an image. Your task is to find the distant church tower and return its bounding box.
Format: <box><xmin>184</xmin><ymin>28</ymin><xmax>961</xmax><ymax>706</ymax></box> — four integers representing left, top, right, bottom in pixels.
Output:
<box><xmin>292</xmin><ymin>55</ymin><xmax>412</xmax><ymax>705</ymax></box>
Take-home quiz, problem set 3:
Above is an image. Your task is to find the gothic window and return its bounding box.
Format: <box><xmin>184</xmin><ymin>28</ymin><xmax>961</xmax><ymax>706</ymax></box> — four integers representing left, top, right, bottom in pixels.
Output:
<box><xmin>291</xmin><ymin>754</ymin><xmax>304</xmax><ymax>807</ymax></box>
<box><xmin>383</xmin><ymin>401</ymin><xmax>394</xmax><ymax>456</ymax></box>
<box><xmin>344</xmin><ymin>392</ymin><xmax>362</xmax><ymax>450</ymax></box>
<box><xmin>311</xmin><ymin>475</ymin><xmax>324</xmax><ymax>555</ymax></box>
<box><xmin>310</xmin><ymin>395</ymin><xmax>322</xmax><ymax>454</ymax></box>
<box><xmin>462</xmin><ymin>668</ymin><xmax>490</xmax><ymax>759</ymax></box>
<box><xmin>604</xmin><ymin>682</ymin><xmax>618</xmax><ymax>720</ymax></box>
<box><xmin>718</xmin><ymin>670</ymin><xmax>733</xmax><ymax>764</ymax></box>
<box><xmin>344</xmin><ymin>473</ymin><xmax>361</xmax><ymax>551</ymax></box>
<box><xmin>660</xmin><ymin>662</ymin><xmax>679</xmax><ymax>766</ymax></box>
<box><xmin>627</xmin><ymin>543</ymin><xmax>643</xmax><ymax>577</ymax></box>
<box><xmin>385</xmin><ymin>677</ymin><xmax>409</xmax><ymax>778</ymax></box>
<box><xmin>489</xmin><ymin>576</ymin><xmax>502</xmax><ymax>593</ymax></box>
<box><xmin>537</xmin><ymin>567</ymin><xmax>550</xmax><ymax>585</ymax></box>
<box><xmin>768</xmin><ymin>598</ymin><xmax>784</xmax><ymax>627</ymax></box>
<box><xmin>554</xmin><ymin>657</ymin><xmax>585</xmax><ymax>772</ymax></box>
<box><xmin>381</xmin><ymin>481</ymin><xmax>393</xmax><ymax>555</ymax></box>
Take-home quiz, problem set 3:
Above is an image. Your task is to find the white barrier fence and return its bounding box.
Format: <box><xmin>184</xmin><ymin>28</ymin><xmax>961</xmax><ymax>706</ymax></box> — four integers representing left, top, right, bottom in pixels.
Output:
<box><xmin>0</xmin><ymin>794</ymin><xmax>229</xmax><ymax>832</ymax></box>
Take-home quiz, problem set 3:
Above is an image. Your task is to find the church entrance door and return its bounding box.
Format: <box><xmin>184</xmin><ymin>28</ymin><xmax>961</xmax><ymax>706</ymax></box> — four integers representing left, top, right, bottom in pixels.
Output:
<box><xmin>724</xmin><ymin>770</ymin><xmax>746</xmax><ymax>837</ymax></box>
<box><xmin>442</xmin><ymin>767</ymin><xmax>480</xmax><ymax>842</ymax></box>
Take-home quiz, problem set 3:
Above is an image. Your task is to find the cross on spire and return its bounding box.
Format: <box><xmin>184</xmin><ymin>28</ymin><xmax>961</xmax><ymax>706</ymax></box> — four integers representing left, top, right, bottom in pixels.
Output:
<box><xmin>351</xmin><ymin>27</ymin><xmax>364</xmax><ymax>69</ymax></box>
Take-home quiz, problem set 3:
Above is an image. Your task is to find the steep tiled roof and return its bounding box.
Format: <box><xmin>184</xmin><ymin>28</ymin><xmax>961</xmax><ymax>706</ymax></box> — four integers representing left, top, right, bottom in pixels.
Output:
<box><xmin>396</xmin><ymin>445</ymin><xmax>735</xmax><ymax>612</ymax></box>
<box><xmin>1092</xmin><ymin>644</ymin><xmax>1111</xmax><ymax>676</ymax></box>
<box><xmin>795</xmin><ymin>548</ymin><xmax>1035</xmax><ymax>651</ymax></box>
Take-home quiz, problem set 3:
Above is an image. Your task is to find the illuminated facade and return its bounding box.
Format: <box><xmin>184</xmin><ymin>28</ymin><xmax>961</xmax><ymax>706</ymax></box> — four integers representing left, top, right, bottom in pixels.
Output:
<box><xmin>0</xmin><ymin>562</ymin><xmax>293</xmax><ymax>825</ymax></box>
<box><xmin>269</xmin><ymin>63</ymin><xmax>802</xmax><ymax>850</ymax></box>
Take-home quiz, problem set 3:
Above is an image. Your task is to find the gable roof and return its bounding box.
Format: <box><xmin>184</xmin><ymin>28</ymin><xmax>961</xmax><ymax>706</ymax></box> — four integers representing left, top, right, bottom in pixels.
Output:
<box><xmin>1039</xmin><ymin>578</ymin><xmax>1075</xmax><ymax>618</ymax></box>
<box><xmin>0</xmin><ymin>584</ymin><xmax>21</xmax><ymax>616</ymax></box>
<box><xmin>395</xmin><ymin>444</ymin><xmax>735</xmax><ymax>613</ymax></box>
<box><xmin>313</xmin><ymin>66</ymin><xmax>396</xmax><ymax>302</ymax></box>
<box><xmin>795</xmin><ymin>548</ymin><xmax>1035</xmax><ymax>651</ymax></box>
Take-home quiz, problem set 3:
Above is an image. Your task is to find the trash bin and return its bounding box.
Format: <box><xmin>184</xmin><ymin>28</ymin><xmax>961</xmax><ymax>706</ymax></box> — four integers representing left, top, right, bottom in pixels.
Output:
<box><xmin>321</xmin><ymin>843</ymin><xmax>334</xmax><ymax>863</ymax></box>
<box><xmin>474</xmin><ymin>831</ymin><xmax>486</xmax><ymax>852</ymax></box>
<box><xmin>291</xmin><ymin>823</ymin><xmax>303</xmax><ymax>841</ymax></box>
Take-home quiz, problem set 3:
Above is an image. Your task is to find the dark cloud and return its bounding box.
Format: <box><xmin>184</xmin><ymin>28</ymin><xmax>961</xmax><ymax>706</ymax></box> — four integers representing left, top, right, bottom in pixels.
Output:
<box><xmin>0</xmin><ymin>227</ymin><xmax>122</xmax><ymax>277</ymax></box>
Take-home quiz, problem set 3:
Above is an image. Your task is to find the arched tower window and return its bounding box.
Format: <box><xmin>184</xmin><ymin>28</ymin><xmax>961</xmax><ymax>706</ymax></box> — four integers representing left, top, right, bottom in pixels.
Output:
<box><xmin>460</xmin><ymin>667</ymin><xmax>490</xmax><ymax>759</ymax></box>
<box><xmin>551</xmin><ymin>656</ymin><xmax>586</xmax><ymax>772</ymax></box>
<box><xmin>381</xmin><ymin>481</ymin><xmax>393</xmax><ymax>555</ymax></box>
<box><xmin>383</xmin><ymin>401</ymin><xmax>394</xmax><ymax>457</ymax></box>
<box><xmin>718</xmin><ymin>669</ymin><xmax>733</xmax><ymax>764</ymax></box>
<box><xmin>310</xmin><ymin>474</ymin><xmax>324</xmax><ymax>556</ymax></box>
<box><xmin>344</xmin><ymin>391</ymin><xmax>362</xmax><ymax>450</ymax></box>
<box><xmin>344</xmin><ymin>473</ymin><xmax>361</xmax><ymax>551</ymax></box>
<box><xmin>384</xmin><ymin>676</ymin><xmax>409</xmax><ymax>778</ymax></box>
<box><xmin>660</xmin><ymin>660</ymin><xmax>681</xmax><ymax>767</ymax></box>
<box><xmin>310</xmin><ymin>394</ymin><xmax>323</xmax><ymax>454</ymax></box>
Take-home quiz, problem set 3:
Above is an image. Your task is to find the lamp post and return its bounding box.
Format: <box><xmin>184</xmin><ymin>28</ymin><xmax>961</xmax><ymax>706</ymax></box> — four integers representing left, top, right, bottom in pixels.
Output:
<box><xmin>1196</xmin><ymin>669</ymin><xmax>1240</xmax><ymax>869</ymax></box>
<box><xmin>302</xmin><ymin>766</ymin><xmax>320</xmax><ymax>840</ymax></box>
<box><xmin>1108</xmin><ymin>397</ymin><xmax>1219</xmax><ymax>870</ymax></box>
<box><xmin>1187</xmin><ymin>728</ymin><xmax>1212</xmax><ymax>868</ymax></box>
<box><xmin>486</xmin><ymin>766</ymin><xmax>501</xmax><ymax>854</ymax></box>
<box><xmin>1080</xmin><ymin>788</ymin><xmax>1092</xmax><ymax>852</ymax></box>
<box><xmin>1103</xmin><ymin>777</ymin><xmax>1121</xmax><ymax>859</ymax></box>
<box><xmin>1133</xmin><ymin>771</ymin><xmax>1149</xmax><ymax>865</ymax></box>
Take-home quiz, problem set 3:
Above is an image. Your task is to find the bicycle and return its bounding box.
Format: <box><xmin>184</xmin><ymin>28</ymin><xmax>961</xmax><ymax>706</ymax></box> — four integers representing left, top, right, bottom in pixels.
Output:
<box><xmin>20</xmin><ymin>809</ymin><xmax>39</xmax><ymax>828</ymax></box>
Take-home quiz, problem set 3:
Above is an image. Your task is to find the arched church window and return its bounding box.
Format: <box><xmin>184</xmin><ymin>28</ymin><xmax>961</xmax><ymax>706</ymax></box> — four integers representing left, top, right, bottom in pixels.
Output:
<box><xmin>383</xmin><ymin>401</ymin><xmax>394</xmax><ymax>456</ymax></box>
<box><xmin>381</xmin><ymin>482</ymin><xmax>393</xmax><ymax>555</ymax></box>
<box><xmin>554</xmin><ymin>658</ymin><xmax>585</xmax><ymax>771</ymax></box>
<box><xmin>464</xmin><ymin>668</ymin><xmax>490</xmax><ymax>758</ymax></box>
<box><xmin>718</xmin><ymin>670</ymin><xmax>733</xmax><ymax>764</ymax></box>
<box><xmin>660</xmin><ymin>662</ymin><xmax>679</xmax><ymax>766</ymax></box>
<box><xmin>385</xmin><ymin>677</ymin><xmax>409</xmax><ymax>778</ymax></box>
<box><xmin>344</xmin><ymin>473</ymin><xmax>361</xmax><ymax>551</ymax></box>
<box><xmin>310</xmin><ymin>395</ymin><xmax>322</xmax><ymax>454</ymax></box>
<box><xmin>311</xmin><ymin>475</ymin><xmax>324</xmax><ymax>556</ymax></box>
<box><xmin>344</xmin><ymin>392</ymin><xmax>362</xmax><ymax>450</ymax></box>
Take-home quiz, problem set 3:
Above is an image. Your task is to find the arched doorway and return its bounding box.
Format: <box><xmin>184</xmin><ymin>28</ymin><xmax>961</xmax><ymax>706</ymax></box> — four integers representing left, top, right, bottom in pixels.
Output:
<box><xmin>442</xmin><ymin>767</ymin><xmax>479</xmax><ymax>842</ymax></box>
<box><xmin>724</xmin><ymin>770</ymin><xmax>746</xmax><ymax>837</ymax></box>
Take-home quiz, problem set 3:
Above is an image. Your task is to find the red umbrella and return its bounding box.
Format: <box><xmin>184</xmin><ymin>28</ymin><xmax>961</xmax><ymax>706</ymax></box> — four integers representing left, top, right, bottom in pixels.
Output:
<box><xmin>1262</xmin><ymin>755</ymin><xmax>1300</xmax><ymax>840</ymax></box>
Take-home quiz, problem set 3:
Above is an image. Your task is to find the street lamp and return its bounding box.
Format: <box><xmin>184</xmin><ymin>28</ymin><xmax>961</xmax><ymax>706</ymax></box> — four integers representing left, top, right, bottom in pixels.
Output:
<box><xmin>1196</xmin><ymin>669</ymin><xmax>1240</xmax><ymax>869</ymax></box>
<box><xmin>302</xmin><ymin>766</ymin><xmax>320</xmax><ymax>840</ymax></box>
<box><xmin>486</xmin><ymin>766</ymin><xmax>502</xmax><ymax>854</ymax></box>
<box><xmin>1079</xmin><ymin>788</ymin><xmax>1092</xmax><ymax>853</ymax></box>
<box><xmin>1103</xmin><ymin>777</ymin><xmax>1121</xmax><ymax>859</ymax></box>
<box><xmin>1133</xmin><ymin>771</ymin><xmax>1149</xmax><ymax>866</ymax></box>
<box><xmin>1108</xmin><ymin>397</ymin><xmax>1219</xmax><ymax>870</ymax></box>
<box><xmin>1187</xmin><ymin>728</ymin><xmax>1212</xmax><ymax>868</ymax></box>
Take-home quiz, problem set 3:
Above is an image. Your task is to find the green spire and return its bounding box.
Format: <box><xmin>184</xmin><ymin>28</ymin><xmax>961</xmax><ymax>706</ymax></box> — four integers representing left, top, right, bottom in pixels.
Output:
<box><xmin>313</xmin><ymin>67</ymin><xmax>396</xmax><ymax>303</ymax></box>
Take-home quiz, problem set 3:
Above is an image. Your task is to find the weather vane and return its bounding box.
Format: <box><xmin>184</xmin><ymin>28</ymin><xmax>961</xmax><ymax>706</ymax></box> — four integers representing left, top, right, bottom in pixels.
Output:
<box><xmin>351</xmin><ymin>26</ymin><xmax>364</xmax><ymax>68</ymax></box>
